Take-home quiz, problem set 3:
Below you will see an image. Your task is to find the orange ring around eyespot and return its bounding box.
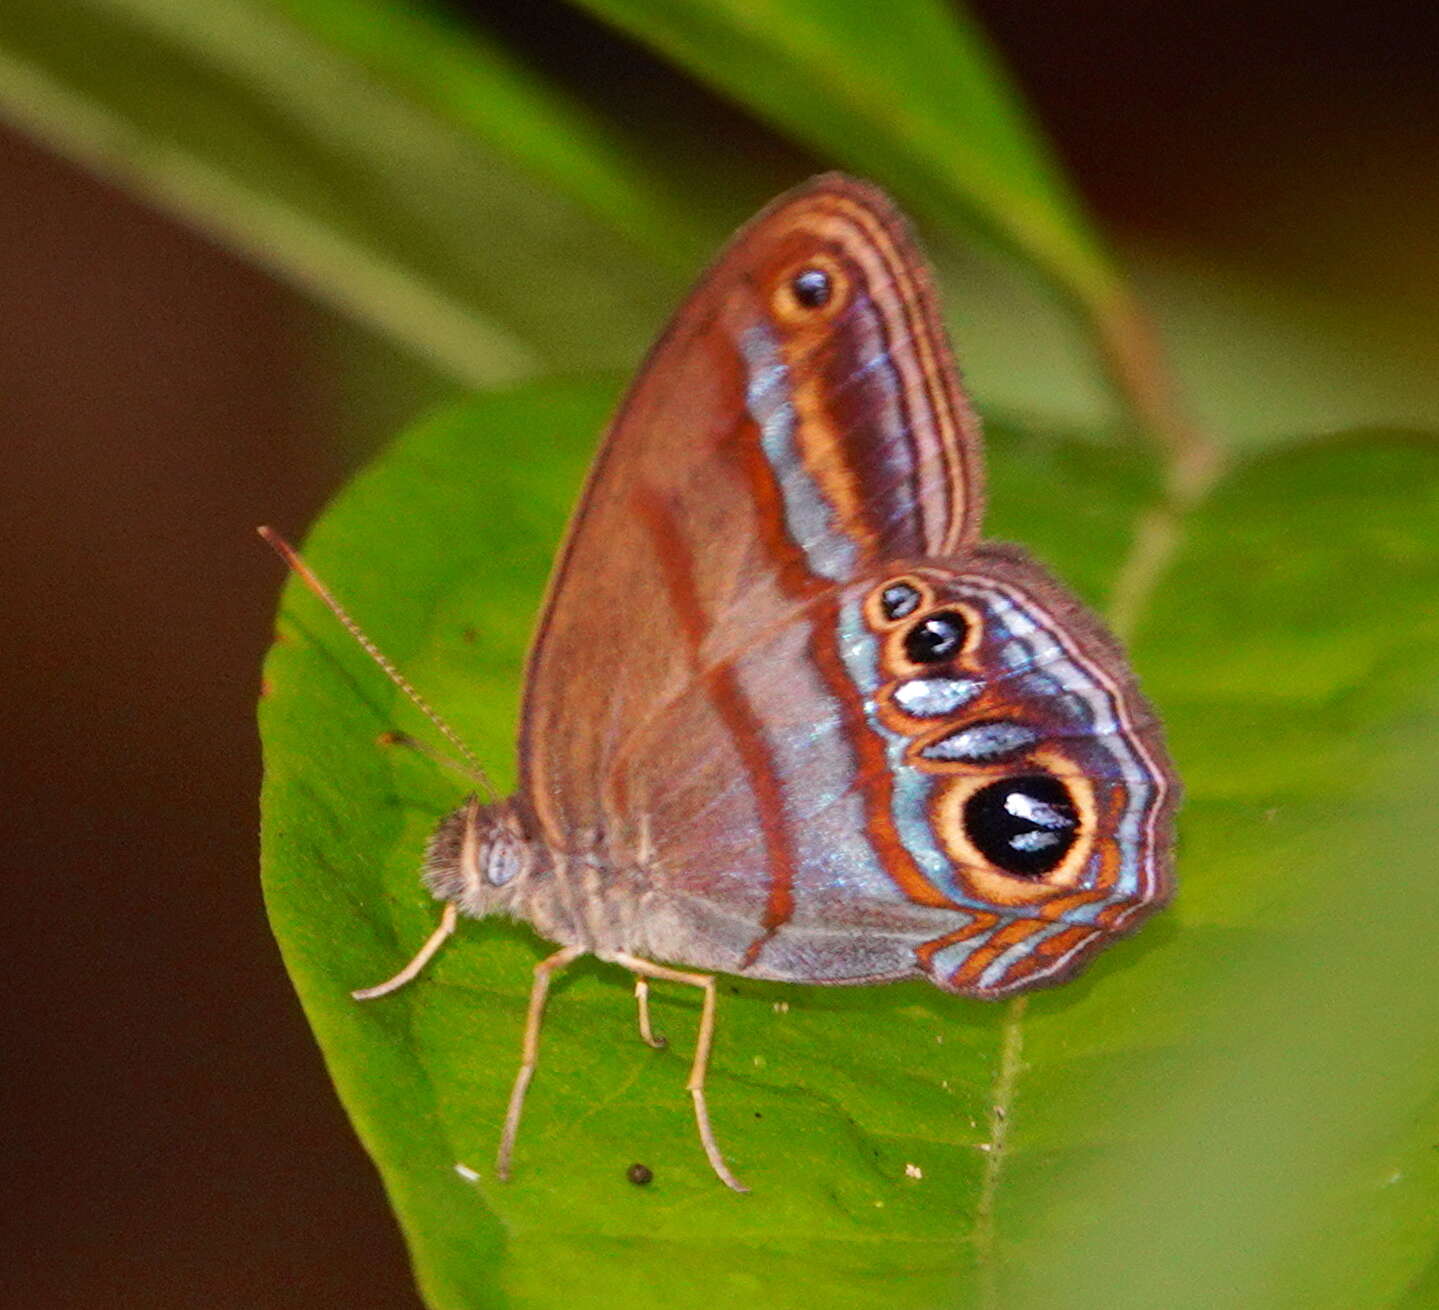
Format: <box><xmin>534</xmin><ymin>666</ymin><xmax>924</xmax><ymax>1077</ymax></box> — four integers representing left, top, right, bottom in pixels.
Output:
<box><xmin>928</xmin><ymin>746</ymin><xmax>1098</xmax><ymax>907</ymax></box>
<box><xmin>770</xmin><ymin>251</ymin><xmax>849</xmax><ymax>325</ymax></box>
<box><xmin>863</xmin><ymin>574</ymin><xmax>933</xmax><ymax>631</ymax></box>
<box><xmin>882</xmin><ymin>600</ymin><xmax>984</xmax><ymax>677</ymax></box>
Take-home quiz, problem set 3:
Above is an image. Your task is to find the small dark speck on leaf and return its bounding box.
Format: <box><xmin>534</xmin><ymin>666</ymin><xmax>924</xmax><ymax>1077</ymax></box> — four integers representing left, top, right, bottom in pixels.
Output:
<box><xmin>462</xmin><ymin>627</ymin><xmax>478</xmax><ymax>644</ymax></box>
<box><xmin>626</xmin><ymin>1163</ymin><xmax>653</xmax><ymax>1186</ymax></box>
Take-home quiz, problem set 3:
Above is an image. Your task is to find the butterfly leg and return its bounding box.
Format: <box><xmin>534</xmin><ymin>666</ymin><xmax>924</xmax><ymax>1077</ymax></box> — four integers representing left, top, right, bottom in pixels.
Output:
<box><xmin>497</xmin><ymin>944</ymin><xmax>585</xmax><ymax>1181</ymax></box>
<box><xmin>350</xmin><ymin>901</ymin><xmax>458</xmax><ymax>1001</ymax></box>
<box><xmin>613</xmin><ymin>954</ymin><xmax>749</xmax><ymax>1194</ymax></box>
<box><xmin>632</xmin><ymin>977</ymin><xmax>669</xmax><ymax>1049</ymax></box>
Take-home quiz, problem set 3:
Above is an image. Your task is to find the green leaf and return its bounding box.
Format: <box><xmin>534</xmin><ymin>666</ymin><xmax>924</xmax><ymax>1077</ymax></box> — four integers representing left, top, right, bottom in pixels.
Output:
<box><xmin>930</xmin><ymin>246</ymin><xmax>1439</xmax><ymax>450</ymax></box>
<box><xmin>1135</xmin><ymin>252</ymin><xmax>1439</xmax><ymax>449</ymax></box>
<box><xmin>0</xmin><ymin>0</ymin><xmax>704</xmax><ymax>383</ymax></box>
<box><xmin>568</xmin><ymin>0</ymin><xmax>1119</xmax><ymax>314</ymax></box>
<box><xmin>3</xmin><ymin>0</ymin><xmax>1121</xmax><ymax>411</ymax></box>
<box><xmin>1006</xmin><ymin>693</ymin><xmax>1439</xmax><ymax>1310</ymax></box>
<box><xmin>260</xmin><ymin>383</ymin><xmax>1439</xmax><ymax>1306</ymax></box>
<box><xmin>8</xmin><ymin>2</ymin><xmax>1435</xmax><ymax>451</ymax></box>
<box><xmin>1000</xmin><ymin>436</ymin><xmax>1439</xmax><ymax>1308</ymax></box>
<box><xmin>0</xmin><ymin>0</ymin><xmax>1122</xmax><ymax>447</ymax></box>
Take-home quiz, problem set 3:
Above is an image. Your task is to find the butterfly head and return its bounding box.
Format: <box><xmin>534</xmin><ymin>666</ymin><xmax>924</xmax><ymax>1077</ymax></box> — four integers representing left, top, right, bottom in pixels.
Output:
<box><xmin>423</xmin><ymin>795</ymin><xmax>537</xmax><ymax>922</ymax></box>
<box><xmin>848</xmin><ymin>547</ymin><xmax>1178</xmax><ymax>997</ymax></box>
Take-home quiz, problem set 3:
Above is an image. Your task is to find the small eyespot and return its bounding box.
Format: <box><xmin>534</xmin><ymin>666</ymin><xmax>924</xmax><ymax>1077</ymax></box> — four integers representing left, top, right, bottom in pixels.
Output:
<box><xmin>964</xmin><ymin>776</ymin><xmax>1078</xmax><ymax>877</ymax></box>
<box><xmin>880</xmin><ymin>581</ymin><xmax>922</xmax><ymax>621</ymax></box>
<box><xmin>904</xmin><ymin>610</ymin><xmax>968</xmax><ymax>664</ymax></box>
<box><xmin>790</xmin><ymin>267</ymin><xmax>832</xmax><ymax>309</ymax></box>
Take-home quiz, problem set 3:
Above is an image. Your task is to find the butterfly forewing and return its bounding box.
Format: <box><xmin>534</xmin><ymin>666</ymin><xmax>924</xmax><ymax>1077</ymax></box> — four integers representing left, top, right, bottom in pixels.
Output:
<box><xmin>522</xmin><ymin>177</ymin><xmax>982</xmax><ymax>823</ymax></box>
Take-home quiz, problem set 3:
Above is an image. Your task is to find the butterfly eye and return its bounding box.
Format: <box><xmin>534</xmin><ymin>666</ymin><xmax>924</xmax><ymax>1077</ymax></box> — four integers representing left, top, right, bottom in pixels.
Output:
<box><xmin>903</xmin><ymin>610</ymin><xmax>968</xmax><ymax>664</ymax></box>
<box><xmin>790</xmin><ymin>267</ymin><xmax>833</xmax><ymax>309</ymax></box>
<box><xmin>964</xmin><ymin>776</ymin><xmax>1078</xmax><ymax>877</ymax></box>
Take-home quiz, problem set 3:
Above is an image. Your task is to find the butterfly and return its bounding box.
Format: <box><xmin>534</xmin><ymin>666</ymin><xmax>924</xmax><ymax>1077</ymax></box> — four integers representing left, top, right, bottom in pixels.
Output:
<box><xmin>268</xmin><ymin>174</ymin><xmax>1178</xmax><ymax>1194</ymax></box>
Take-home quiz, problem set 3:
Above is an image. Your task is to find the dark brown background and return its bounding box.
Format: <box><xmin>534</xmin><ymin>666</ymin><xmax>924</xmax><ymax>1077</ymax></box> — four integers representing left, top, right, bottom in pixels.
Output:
<box><xmin>6</xmin><ymin>3</ymin><xmax>1436</xmax><ymax>1304</ymax></box>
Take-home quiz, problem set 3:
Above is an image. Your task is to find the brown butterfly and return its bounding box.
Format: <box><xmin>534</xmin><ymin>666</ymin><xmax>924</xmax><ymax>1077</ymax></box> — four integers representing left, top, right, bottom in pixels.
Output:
<box><xmin>266</xmin><ymin>174</ymin><xmax>1178</xmax><ymax>1193</ymax></box>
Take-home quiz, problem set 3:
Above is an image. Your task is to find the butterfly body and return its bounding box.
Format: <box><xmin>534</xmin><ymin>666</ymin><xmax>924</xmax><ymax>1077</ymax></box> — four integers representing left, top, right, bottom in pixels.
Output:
<box><xmin>361</xmin><ymin>175</ymin><xmax>1176</xmax><ymax>1188</ymax></box>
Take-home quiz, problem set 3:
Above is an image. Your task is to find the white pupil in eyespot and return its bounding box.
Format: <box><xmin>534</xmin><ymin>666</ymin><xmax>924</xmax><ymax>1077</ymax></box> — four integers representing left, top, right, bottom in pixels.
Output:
<box><xmin>1005</xmin><ymin>792</ymin><xmax>1071</xmax><ymax>829</ymax></box>
<box><xmin>791</xmin><ymin>268</ymin><xmax>832</xmax><ymax>307</ymax></box>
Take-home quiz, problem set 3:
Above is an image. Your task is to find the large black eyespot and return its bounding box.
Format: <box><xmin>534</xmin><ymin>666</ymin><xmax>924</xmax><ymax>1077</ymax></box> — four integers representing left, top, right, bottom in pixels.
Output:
<box><xmin>880</xmin><ymin>581</ymin><xmax>922</xmax><ymax>621</ymax></box>
<box><xmin>964</xmin><ymin>776</ymin><xmax>1078</xmax><ymax>877</ymax></box>
<box><xmin>904</xmin><ymin>610</ymin><xmax>968</xmax><ymax>664</ymax></box>
<box><xmin>791</xmin><ymin>267</ymin><xmax>832</xmax><ymax>308</ymax></box>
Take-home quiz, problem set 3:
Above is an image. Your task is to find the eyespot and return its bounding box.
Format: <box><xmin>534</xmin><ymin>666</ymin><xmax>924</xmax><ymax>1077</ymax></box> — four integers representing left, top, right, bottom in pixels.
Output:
<box><xmin>773</xmin><ymin>256</ymin><xmax>846</xmax><ymax>322</ymax></box>
<box><xmin>866</xmin><ymin>575</ymin><xmax>933</xmax><ymax>631</ymax></box>
<box><xmin>880</xmin><ymin>581</ymin><xmax>922</xmax><ymax>621</ymax></box>
<box><xmin>790</xmin><ymin>267</ymin><xmax>832</xmax><ymax>309</ymax></box>
<box><xmin>963</xmin><ymin>775</ymin><xmax>1078</xmax><ymax>877</ymax></box>
<box><xmin>903</xmin><ymin>610</ymin><xmax>968</xmax><ymax>664</ymax></box>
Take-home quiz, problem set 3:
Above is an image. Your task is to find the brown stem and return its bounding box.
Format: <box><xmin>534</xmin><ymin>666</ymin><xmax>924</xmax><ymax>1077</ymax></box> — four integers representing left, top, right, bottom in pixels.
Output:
<box><xmin>1093</xmin><ymin>286</ymin><xmax>1226</xmax><ymax>502</ymax></box>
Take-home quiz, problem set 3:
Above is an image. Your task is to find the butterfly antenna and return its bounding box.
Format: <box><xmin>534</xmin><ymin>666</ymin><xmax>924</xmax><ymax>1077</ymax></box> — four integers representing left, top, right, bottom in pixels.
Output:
<box><xmin>258</xmin><ymin>526</ymin><xmax>497</xmax><ymax>802</ymax></box>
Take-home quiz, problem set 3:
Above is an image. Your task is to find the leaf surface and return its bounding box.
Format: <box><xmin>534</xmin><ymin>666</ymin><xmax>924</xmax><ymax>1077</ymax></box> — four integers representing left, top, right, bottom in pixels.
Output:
<box><xmin>259</xmin><ymin>382</ymin><xmax>1439</xmax><ymax>1307</ymax></box>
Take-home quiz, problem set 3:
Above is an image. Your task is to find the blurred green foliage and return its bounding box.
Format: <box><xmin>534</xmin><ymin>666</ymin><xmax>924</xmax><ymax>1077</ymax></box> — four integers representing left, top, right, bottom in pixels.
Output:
<box><xmin>6</xmin><ymin>0</ymin><xmax>1439</xmax><ymax>439</ymax></box>
<box><xmin>6</xmin><ymin>0</ymin><xmax>1434</xmax><ymax>1305</ymax></box>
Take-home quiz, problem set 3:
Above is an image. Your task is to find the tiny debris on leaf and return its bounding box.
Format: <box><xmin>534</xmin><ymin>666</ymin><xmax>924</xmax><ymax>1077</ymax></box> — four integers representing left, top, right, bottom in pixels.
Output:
<box><xmin>453</xmin><ymin>1162</ymin><xmax>480</xmax><ymax>1183</ymax></box>
<box><xmin>905</xmin><ymin>1162</ymin><xmax>923</xmax><ymax>1180</ymax></box>
<box><xmin>627</xmin><ymin>1163</ymin><xmax>654</xmax><ymax>1186</ymax></box>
